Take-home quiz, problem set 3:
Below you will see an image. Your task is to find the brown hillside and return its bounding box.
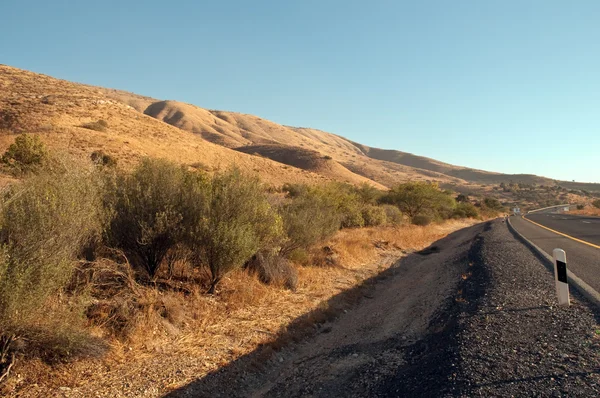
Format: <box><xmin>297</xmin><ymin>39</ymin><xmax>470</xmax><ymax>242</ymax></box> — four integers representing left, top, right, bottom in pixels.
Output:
<box><xmin>0</xmin><ymin>65</ymin><xmax>366</xmax><ymax>188</ymax></box>
<box><xmin>1</xmin><ymin>64</ymin><xmax>597</xmax><ymax>192</ymax></box>
<box><xmin>235</xmin><ymin>144</ymin><xmax>386</xmax><ymax>188</ymax></box>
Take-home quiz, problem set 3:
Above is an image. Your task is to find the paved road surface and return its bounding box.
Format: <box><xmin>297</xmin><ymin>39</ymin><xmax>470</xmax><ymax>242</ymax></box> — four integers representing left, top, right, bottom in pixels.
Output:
<box><xmin>526</xmin><ymin>212</ymin><xmax>600</xmax><ymax>246</ymax></box>
<box><xmin>510</xmin><ymin>215</ymin><xmax>600</xmax><ymax>293</ymax></box>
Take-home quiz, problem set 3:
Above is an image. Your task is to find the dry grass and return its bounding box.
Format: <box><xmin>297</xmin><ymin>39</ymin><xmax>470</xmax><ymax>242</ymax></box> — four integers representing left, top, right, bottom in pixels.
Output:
<box><xmin>3</xmin><ymin>218</ymin><xmax>479</xmax><ymax>397</ymax></box>
<box><xmin>570</xmin><ymin>205</ymin><xmax>600</xmax><ymax>216</ymax></box>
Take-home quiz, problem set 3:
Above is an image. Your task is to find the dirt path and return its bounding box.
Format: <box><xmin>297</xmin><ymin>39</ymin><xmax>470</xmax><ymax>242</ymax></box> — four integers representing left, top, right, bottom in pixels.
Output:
<box><xmin>168</xmin><ymin>221</ymin><xmax>489</xmax><ymax>397</ymax></box>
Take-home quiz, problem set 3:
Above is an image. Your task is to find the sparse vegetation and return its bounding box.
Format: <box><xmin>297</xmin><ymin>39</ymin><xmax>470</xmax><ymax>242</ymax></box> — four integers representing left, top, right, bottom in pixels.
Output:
<box><xmin>91</xmin><ymin>150</ymin><xmax>117</xmax><ymax>167</ymax></box>
<box><xmin>0</xmin><ymin>164</ymin><xmax>105</xmax><ymax>369</ymax></box>
<box><xmin>2</xmin><ymin>134</ymin><xmax>48</xmax><ymax>174</ymax></box>
<box><xmin>592</xmin><ymin>200</ymin><xmax>600</xmax><ymax>209</ymax></box>
<box><xmin>81</xmin><ymin>119</ymin><xmax>109</xmax><ymax>132</ymax></box>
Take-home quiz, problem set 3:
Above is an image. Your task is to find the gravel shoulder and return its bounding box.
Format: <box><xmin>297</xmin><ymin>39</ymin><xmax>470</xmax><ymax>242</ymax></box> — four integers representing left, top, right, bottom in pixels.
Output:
<box><xmin>448</xmin><ymin>219</ymin><xmax>600</xmax><ymax>396</ymax></box>
<box><xmin>170</xmin><ymin>219</ymin><xmax>600</xmax><ymax>397</ymax></box>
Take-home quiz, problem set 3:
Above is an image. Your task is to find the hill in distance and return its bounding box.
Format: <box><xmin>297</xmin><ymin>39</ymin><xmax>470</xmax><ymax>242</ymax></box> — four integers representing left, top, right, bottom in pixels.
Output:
<box><xmin>1</xmin><ymin>64</ymin><xmax>598</xmax><ymax>194</ymax></box>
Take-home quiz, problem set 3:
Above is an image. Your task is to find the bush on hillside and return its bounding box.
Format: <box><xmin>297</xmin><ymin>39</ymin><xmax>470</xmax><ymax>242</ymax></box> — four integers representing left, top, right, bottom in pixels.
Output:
<box><xmin>479</xmin><ymin>196</ymin><xmax>505</xmax><ymax>217</ymax></box>
<box><xmin>320</xmin><ymin>183</ymin><xmax>365</xmax><ymax>228</ymax></box>
<box><xmin>453</xmin><ymin>202</ymin><xmax>480</xmax><ymax>219</ymax></box>
<box><xmin>592</xmin><ymin>199</ymin><xmax>600</xmax><ymax>209</ymax></box>
<box><xmin>91</xmin><ymin>150</ymin><xmax>118</xmax><ymax>168</ymax></box>
<box><xmin>187</xmin><ymin>168</ymin><xmax>283</xmax><ymax>293</ymax></box>
<box><xmin>355</xmin><ymin>183</ymin><xmax>383</xmax><ymax>205</ymax></box>
<box><xmin>0</xmin><ymin>166</ymin><xmax>104</xmax><ymax>359</ymax></box>
<box><xmin>279</xmin><ymin>189</ymin><xmax>342</xmax><ymax>256</ymax></box>
<box><xmin>281</xmin><ymin>183</ymin><xmax>309</xmax><ymax>198</ymax></box>
<box><xmin>106</xmin><ymin>158</ymin><xmax>200</xmax><ymax>278</ymax></box>
<box><xmin>576</xmin><ymin>204</ymin><xmax>585</xmax><ymax>210</ymax></box>
<box><xmin>380</xmin><ymin>182</ymin><xmax>456</xmax><ymax>222</ymax></box>
<box><xmin>2</xmin><ymin>134</ymin><xmax>48</xmax><ymax>174</ymax></box>
<box><xmin>381</xmin><ymin>204</ymin><xmax>404</xmax><ymax>225</ymax></box>
<box><xmin>81</xmin><ymin>120</ymin><xmax>109</xmax><ymax>132</ymax></box>
<box><xmin>361</xmin><ymin>204</ymin><xmax>387</xmax><ymax>227</ymax></box>
<box><xmin>412</xmin><ymin>214</ymin><xmax>432</xmax><ymax>226</ymax></box>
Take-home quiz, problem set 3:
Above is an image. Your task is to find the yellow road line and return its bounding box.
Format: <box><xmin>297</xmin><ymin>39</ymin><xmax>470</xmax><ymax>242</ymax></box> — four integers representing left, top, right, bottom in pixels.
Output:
<box><xmin>522</xmin><ymin>215</ymin><xmax>600</xmax><ymax>249</ymax></box>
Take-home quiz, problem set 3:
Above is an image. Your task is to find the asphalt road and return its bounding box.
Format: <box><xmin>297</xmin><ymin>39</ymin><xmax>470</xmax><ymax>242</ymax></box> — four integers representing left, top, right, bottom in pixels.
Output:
<box><xmin>526</xmin><ymin>212</ymin><xmax>600</xmax><ymax>246</ymax></box>
<box><xmin>510</xmin><ymin>215</ymin><xmax>600</xmax><ymax>294</ymax></box>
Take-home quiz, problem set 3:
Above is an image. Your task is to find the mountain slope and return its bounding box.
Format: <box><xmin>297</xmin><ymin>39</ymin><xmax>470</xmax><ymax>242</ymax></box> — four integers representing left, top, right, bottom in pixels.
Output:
<box><xmin>1</xmin><ymin>64</ymin><xmax>598</xmax><ymax>192</ymax></box>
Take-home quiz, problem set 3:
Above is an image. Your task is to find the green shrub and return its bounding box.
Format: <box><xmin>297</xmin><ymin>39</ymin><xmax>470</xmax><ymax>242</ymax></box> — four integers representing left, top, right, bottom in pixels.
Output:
<box><xmin>479</xmin><ymin>196</ymin><xmax>505</xmax><ymax>217</ymax></box>
<box><xmin>361</xmin><ymin>205</ymin><xmax>387</xmax><ymax>227</ymax></box>
<box><xmin>381</xmin><ymin>182</ymin><xmax>456</xmax><ymax>222</ymax></box>
<box><xmin>0</xmin><ymin>166</ymin><xmax>104</xmax><ymax>348</ymax></box>
<box><xmin>280</xmin><ymin>190</ymin><xmax>342</xmax><ymax>256</ymax></box>
<box><xmin>453</xmin><ymin>202</ymin><xmax>480</xmax><ymax>219</ymax></box>
<box><xmin>81</xmin><ymin>120</ymin><xmax>109</xmax><ymax>132</ymax></box>
<box><xmin>483</xmin><ymin>197</ymin><xmax>503</xmax><ymax>210</ymax></box>
<box><xmin>412</xmin><ymin>214</ymin><xmax>432</xmax><ymax>226</ymax></box>
<box><xmin>188</xmin><ymin>168</ymin><xmax>283</xmax><ymax>293</ymax></box>
<box><xmin>355</xmin><ymin>183</ymin><xmax>384</xmax><ymax>205</ymax></box>
<box><xmin>320</xmin><ymin>183</ymin><xmax>365</xmax><ymax>228</ymax></box>
<box><xmin>106</xmin><ymin>158</ymin><xmax>199</xmax><ymax>278</ymax></box>
<box><xmin>576</xmin><ymin>204</ymin><xmax>585</xmax><ymax>210</ymax></box>
<box><xmin>2</xmin><ymin>134</ymin><xmax>48</xmax><ymax>174</ymax></box>
<box><xmin>381</xmin><ymin>204</ymin><xmax>403</xmax><ymax>225</ymax></box>
<box><xmin>592</xmin><ymin>200</ymin><xmax>600</xmax><ymax>209</ymax></box>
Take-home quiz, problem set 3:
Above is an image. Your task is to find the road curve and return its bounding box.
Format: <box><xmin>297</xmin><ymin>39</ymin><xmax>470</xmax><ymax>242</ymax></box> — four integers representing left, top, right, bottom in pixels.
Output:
<box><xmin>510</xmin><ymin>215</ymin><xmax>600</xmax><ymax>294</ymax></box>
<box><xmin>525</xmin><ymin>212</ymin><xmax>600</xmax><ymax>247</ymax></box>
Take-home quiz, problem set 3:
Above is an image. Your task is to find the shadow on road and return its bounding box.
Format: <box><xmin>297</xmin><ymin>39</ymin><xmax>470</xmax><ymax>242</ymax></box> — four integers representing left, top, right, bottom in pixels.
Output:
<box><xmin>164</xmin><ymin>224</ymin><xmax>487</xmax><ymax>397</ymax></box>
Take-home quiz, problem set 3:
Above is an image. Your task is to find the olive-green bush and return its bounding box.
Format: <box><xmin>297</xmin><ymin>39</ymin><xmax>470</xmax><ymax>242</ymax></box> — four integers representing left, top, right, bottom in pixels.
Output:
<box><xmin>361</xmin><ymin>204</ymin><xmax>387</xmax><ymax>227</ymax></box>
<box><xmin>411</xmin><ymin>214</ymin><xmax>432</xmax><ymax>226</ymax></box>
<box><xmin>380</xmin><ymin>182</ymin><xmax>457</xmax><ymax>222</ymax></box>
<box><xmin>0</xmin><ymin>166</ymin><xmax>104</xmax><ymax>343</ymax></box>
<box><xmin>2</xmin><ymin>134</ymin><xmax>48</xmax><ymax>174</ymax></box>
<box><xmin>106</xmin><ymin>158</ymin><xmax>196</xmax><ymax>278</ymax></box>
<box><xmin>279</xmin><ymin>189</ymin><xmax>342</xmax><ymax>256</ymax></box>
<box><xmin>453</xmin><ymin>202</ymin><xmax>480</xmax><ymax>219</ymax></box>
<box><xmin>188</xmin><ymin>168</ymin><xmax>283</xmax><ymax>293</ymax></box>
<box><xmin>381</xmin><ymin>204</ymin><xmax>404</xmax><ymax>225</ymax></box>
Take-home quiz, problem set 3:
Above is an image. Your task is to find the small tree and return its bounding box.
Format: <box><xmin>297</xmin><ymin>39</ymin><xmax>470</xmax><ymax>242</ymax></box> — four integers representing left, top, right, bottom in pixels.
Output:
<box><xmin>2</xmin><ymin>134</ymin><xmax>48</xmax><ymax>174</ymax></box>
<box><xmin>0</xmin><ymin>165</ymin><xmax>103</xmax><ymax>351</ymax></box>
<box><xmin>380</xmin><ymin>182</ymin><xmax>455</xmax><ymax>221</ymax></box>
<box><xmin>189</xmin><ymin>169</ymin><xmax>283</xmax><ymax>293</ymax></box>
<box><xmin>279</xmin><ymin>190</ymin><xmax>342</xmax><ymax>256</ymax></box>
<box><xmin>106</xmin><ymin>158</ymin><xmax>196</xmax><ymax>278</ymax></box>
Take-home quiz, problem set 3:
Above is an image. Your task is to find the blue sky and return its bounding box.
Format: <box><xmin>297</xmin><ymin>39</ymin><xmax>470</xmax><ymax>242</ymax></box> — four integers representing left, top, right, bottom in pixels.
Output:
<box><xmin>2</xmin><ymin>0</ymin><xmax>599</xmax><ymax>182</ymax></box>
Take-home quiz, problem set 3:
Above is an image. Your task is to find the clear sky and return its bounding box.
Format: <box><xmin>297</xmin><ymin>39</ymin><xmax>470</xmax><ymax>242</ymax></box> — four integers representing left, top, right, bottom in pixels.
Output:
<box><xmin>2</xmin><ymin>0</ymin><xmax>599</xmax><ymax>182</ymax></box>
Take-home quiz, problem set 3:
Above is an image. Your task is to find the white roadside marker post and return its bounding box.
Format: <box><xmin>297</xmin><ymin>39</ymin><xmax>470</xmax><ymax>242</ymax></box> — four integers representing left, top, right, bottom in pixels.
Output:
<box><xmin>552</xmin><ymin>248</ymin><xmax>570</xmax><ymax>307</ymax></box>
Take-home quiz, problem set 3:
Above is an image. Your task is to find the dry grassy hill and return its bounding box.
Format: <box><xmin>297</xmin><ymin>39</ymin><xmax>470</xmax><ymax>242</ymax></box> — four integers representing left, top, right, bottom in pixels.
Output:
<box><xmin>1</xmin><ymin>64</ymin><xmax>598</xmax><ymax>193</ymax></box>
